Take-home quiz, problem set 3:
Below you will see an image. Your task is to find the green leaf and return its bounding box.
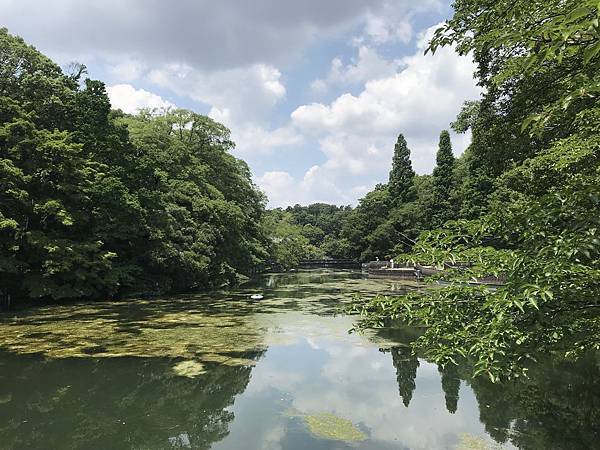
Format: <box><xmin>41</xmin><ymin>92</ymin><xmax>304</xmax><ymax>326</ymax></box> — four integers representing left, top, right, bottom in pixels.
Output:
<box><xmin>583</xmin><ymin>41</ymin><xmax>600</xmax><ymax>64</ymax></box>
<box><xmin>567</xmin><ymin>7</ymin><xmax>592</xmax><ymax>22</ymax></box>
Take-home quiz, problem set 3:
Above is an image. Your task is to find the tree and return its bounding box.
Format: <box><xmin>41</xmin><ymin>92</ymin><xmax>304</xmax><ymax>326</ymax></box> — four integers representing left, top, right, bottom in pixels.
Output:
<box><xmin>431</xmin><ymin>130</ymin><xmax>455</xmax><ymax>226</ymax></box>
<box><xmin>354</xmin><ymin>0</ymin><xmax>600</xmax><ymax>382</ymax></box>
<box><xmin>388</xmin><ymin>134</ymin><xmax>416</xmax><ymax>206</ymax></box>
<box><xmin>263</xmin><ymin>210</ymin><xmax>322</xmax><ymax>270</ymax></box>
<box><xmin>341</xmin><ymin>184</ymin><xmax>393</xmax><ymax>260</ymax></box>
<box><xmin>0</xmin><ymin>28</ymin><xmax>269</xmax><ymax>303</ymax></box>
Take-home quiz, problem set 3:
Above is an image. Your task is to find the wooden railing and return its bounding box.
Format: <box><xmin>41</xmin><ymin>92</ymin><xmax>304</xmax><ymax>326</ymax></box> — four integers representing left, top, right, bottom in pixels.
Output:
<box><xmin>298</xmin><ymin>259</ymin><xmax>361</xmax><ymax>268</ymax></box>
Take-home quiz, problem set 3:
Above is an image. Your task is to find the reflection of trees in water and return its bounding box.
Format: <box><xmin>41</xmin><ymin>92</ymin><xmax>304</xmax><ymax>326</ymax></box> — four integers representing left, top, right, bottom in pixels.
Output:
<box><xmin>466</xmin><ymin>353</ymin><xmax>600</xmax><ymax>450</ymax></box>
<box><xmin>0</xmin><ymin>352</ymin><xmax>261</xmax><ymax>449</ymax></box>
<box><xmin>389</xmin><ymin>346</ymin><xmax>420</xmax><ymax>407</ymax></box>
<box><xmin>438</xmin><ymin>364</ymin><xmax>460</xmax><ymax>414</ymax></box>
<box><xmin>383</xmin><ymin>345</ymin><xmax>600</xmax><ymax>448</ymax></box>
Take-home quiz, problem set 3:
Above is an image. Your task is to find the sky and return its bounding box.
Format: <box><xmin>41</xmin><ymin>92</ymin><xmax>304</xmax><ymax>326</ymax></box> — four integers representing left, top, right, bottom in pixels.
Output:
<box><xmin>0</xmin><ymin>0</ymin><xmax>481</xmax><ymax>207</ymax></box>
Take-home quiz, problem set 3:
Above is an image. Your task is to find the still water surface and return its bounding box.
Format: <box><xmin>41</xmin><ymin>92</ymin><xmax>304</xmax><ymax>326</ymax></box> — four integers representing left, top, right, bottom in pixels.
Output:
<box><xmin>0</xmin><ymin>270</ymin><xmax>598</xmax><ymax>449</ymax></box>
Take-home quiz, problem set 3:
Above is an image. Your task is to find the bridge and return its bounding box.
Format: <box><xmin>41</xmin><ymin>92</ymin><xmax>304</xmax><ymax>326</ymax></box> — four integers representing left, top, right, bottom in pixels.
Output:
<box><xmin>298</xmin><ymin>259</ymin><xmax>361</xmax><ymax>269</ymax></box>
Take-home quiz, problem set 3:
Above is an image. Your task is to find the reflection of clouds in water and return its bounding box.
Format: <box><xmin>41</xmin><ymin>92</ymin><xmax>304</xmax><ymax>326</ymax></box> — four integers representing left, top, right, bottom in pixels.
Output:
<box><xmin>262</xmin><ymin>323</ymin><xmax>494</xmax><ymax>449</ymax></box>
<box><xmin>215</xmin><ymin>306</ymin><xmax>512</xmax><ymax>450</ymax></box>
<box><xmin>259</xmin><ymin>425</ymin><xmax>286</xmax><ymax>450</ymax></box>
<box><xmin>246</xmin><ymin>364</ymin><xmax>305</xmax><ymax>393</ymax></box>
<box><xmin>262</xmin><ymin>312</ymin><xmax>397</xmax><ymax>350</ymax></box>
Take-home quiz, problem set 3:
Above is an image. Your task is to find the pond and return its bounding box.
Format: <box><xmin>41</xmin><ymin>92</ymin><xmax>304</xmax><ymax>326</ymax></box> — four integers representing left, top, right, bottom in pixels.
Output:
<box><xmin>0</xmin><ymin>270</ymin><xmax>598</xmax><ymax>449</ymax></box>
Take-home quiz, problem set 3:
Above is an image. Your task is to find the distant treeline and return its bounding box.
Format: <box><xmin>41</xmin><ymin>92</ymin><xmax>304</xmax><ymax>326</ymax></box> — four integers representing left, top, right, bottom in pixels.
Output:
<box><xmin>265</xmin><ymin>129</ymin><xmax>464</xmax><ymax>265</ymax></box>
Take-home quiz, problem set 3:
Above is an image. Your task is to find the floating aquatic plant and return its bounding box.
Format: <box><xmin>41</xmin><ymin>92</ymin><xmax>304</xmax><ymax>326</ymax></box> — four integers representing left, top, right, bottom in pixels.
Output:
<box><xmin>0</xmin><ymin>274</ymin><xmax>413</xmax><ymax>361</ymax></box>
<box><xmin>455</xmin><ymin>433</ymin><xmax>506</xmax><ymax>450</ymax></box>
<box><xmin>284</xmin><ymin>409</ymin><xmax>366</xmax><ymax>442</ymax></box>
<box><xmin>303</xmin><ymin>413</ymin><xmax>366</xmax><ymax>442</ymax></box>
<box><xmin>173</xmin><ymin>360</ymin><xmax>206</xmax><ymax>378</ymax></box>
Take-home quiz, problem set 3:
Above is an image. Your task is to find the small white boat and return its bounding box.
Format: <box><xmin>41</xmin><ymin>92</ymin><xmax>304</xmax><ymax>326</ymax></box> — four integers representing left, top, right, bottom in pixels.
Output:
<box><xmin>250</xmin><ymin>294</ymin><xmax>264</xmax><ymax>300</ymax></box>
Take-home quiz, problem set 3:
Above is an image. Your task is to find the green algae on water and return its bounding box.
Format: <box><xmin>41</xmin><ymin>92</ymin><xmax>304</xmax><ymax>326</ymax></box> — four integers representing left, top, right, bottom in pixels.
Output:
<box><xmin>284</xmin><ymin>409</ymin><xmax>366</xmax><ymax>442</ymax></box>
<box><xmin>304</xmin><ymin>413</ymin><xmax>366</xmax><ymax>442</ymax></box>
<box><xmin>455</xmin><ymin>433</ymin><xmax>506</xmax><ymax>450</ymax></box>
<box><xmin>173</xmin><ymin>360</ymin><xmax>206</xmax><ymax>378</ymax></box>
<box><xmin>0</xmin><ymin>271</ymin><xmax>415</xmax><ymax>361</ymax></box>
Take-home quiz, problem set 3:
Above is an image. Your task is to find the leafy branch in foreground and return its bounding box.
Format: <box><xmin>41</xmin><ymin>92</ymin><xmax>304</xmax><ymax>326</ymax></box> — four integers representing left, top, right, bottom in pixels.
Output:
<box><xmin>429</xmin><ymin>0</ymin><xmax>600</xmax><ymax>134</ymax></box>
<box><xmin>351</xmin><ymin>112</ymin><xmax>600</xmax><ymax>382</ymax></box>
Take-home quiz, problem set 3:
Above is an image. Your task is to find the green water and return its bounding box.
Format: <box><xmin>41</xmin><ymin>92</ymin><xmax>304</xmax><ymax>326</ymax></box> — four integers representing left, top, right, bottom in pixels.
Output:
<box><xmin>0</xmin><ymin>270</ymin><xmax>598</xmax><ymax>450</ymax></box>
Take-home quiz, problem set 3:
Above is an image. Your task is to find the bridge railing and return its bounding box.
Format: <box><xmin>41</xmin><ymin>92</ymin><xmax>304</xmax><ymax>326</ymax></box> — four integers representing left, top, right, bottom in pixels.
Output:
<box><xmin>298</xmin><ymin>259</ymin><xmax>361</xmax><ymax>268</ymax></box>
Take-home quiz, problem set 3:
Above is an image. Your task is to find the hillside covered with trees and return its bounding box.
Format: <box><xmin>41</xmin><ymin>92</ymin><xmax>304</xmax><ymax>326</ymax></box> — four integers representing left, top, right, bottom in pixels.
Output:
<box><xmin>0</xmin><ymin>28</ymin><xmax>268</xmax><ymax>303</ymax></box>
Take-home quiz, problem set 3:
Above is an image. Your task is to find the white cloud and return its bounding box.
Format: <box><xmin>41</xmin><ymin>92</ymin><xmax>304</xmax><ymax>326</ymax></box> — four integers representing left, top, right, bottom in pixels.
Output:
<box><xmin>365</xmin><ymin>13</ymin><xmax>413</xmax><ymax>44</ymax></box>
<box><xmin>362</xmin><ymin>0</ymin><xmax>444</xmax><ymax>44</ymax></box>
<box><xmin>256</xmin><ymin>167</ymin><xmax>368</xmax><ymax>207</ymax></box>
<box><xmin>106</xmin><ymin>60</ymin><xmax>146</xmax><ymax>82</ymax></box>
<box><xmin>255</xmin><ymin>171</ymin><xmax>296</xmax><ymax>204</ymax></box>
<box><xmin>148</xmin><ymin>62</ymin><xmax>301</xmax><ymax>156</ymax></box>
<box><xmin>106</xmin><ymin>84</ymin><xmax>174</xmax><ymax>114</ymax></box>
<box><xmin>233</xmin><ymin>125</ymin><xmax>303</xmax><ymax>157</ymax></box>
<box><xmin>258</xmin><ymin>24</ymin><xmax>481</xmax><ymax>207</ymax></box>
<box><xmin>311</xmin><ymin>46</ymin><xmax>401</xmax><ymax>92</ymax></box>
<box><xmin>148</xmin><ymin>63</ymin><xmax>286</xmax><ymax>122</ymax></box>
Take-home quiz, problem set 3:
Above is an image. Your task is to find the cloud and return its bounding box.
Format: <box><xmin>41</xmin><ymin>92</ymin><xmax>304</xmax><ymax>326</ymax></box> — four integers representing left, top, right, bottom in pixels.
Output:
<box><xmin>1</xmin><ymin>1</ymin><xmax>476</xmax><ymax>206</ymax></box>
<box><xmin>146</xmin><ymin>62</ymin><xmax>303</xmax><ymax>158</ymax></box>
<box><xmin>362</xmin><ymin>0</ymin><xmax>444</xmax><ymax>44</ymax></box>
<box><xmin>311</xmin><ymin>46</ymin><xmax>401</xmax><ymax>93</ymax></box>
<box><xmin>256</xmin><ymin>24</ymin><xmax>480</xmax><ymax>207</ymax></box>
<box><xmin>0</xmin><ymin>0</ymin><xmax>409</xmax><ymax>71</ymax></box>
<box><xmin>148</xmin><ymin>63</ymin><xmax>286</xmax><ymax>123</ymax></box>
<box><xmin>232</xmin><ymin>125</ymin><xmax>303</xmax><ymax>157</ymax></box>
<box><xmin>256</xmin><ymin>167</ymin><xmax>370</xmax><ymax>207</ymax></box>
<box><xmin>293</xmin><ymin>30</ymin><xmax>478</xmax><ymax>145</ymax></box>
<box><xmin>106</xmin><ymin>84</ymin><xmax>174</xmax><ymax>114</ymax></box>
<box><xmin>106</xmin><ymin>60</ymin><xmax>146</xmax><ymax>82</ymax></box>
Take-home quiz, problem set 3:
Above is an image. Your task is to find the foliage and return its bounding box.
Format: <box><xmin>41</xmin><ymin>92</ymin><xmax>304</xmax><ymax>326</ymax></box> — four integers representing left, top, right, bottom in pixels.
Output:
<box><xmin>388</xmin><ymin>133</ymin><xmax>416</xmax><ymax>205</ymax></box>
<box><xmin>262</xmin><ymin>210</ymin><xmax>323</xmax><ymax>270</ymax></box>
<box><xmin>354</xmin><ymin>0</ymin><xmax>600</xmax><ymax>381</ymax></box>
<box><xmin>354</xmin><ymin>110</ymin><xmax>600</xmax><ymax>383</ymax></box>
<box><xmin>341</xmin><ymin>184</ymin><xmax>393</xmax><ymax>260</ymax></box>
<box><xmin>429</xmin><ymin>0</ymin><xmax>600</xmax><ymax>133</ymax></box>
<box><xmin>342</xmin><ymin>132</ymin><xmax>459</xmax><ymax>260</ymax></box>
<box><xmin>0</xmin><ymin>28</ymin><xmax>267</xmax><ymax>303</ymax></box>
<box><xmin>274</xmin><ymin>203</ymin><xmax>354</xmax><ymax>261</ymax></box>
<box><xmin>431</xmin><ymin>130</ymin><xmax>456</xmax><ymax>226</ymax></box>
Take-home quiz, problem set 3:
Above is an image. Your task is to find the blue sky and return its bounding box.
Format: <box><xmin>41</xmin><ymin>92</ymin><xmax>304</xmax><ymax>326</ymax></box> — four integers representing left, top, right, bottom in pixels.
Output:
<box><xmin>0</xmin><ymin>0</ymin><xmax>481</xmax><ymax>207</ymax></box>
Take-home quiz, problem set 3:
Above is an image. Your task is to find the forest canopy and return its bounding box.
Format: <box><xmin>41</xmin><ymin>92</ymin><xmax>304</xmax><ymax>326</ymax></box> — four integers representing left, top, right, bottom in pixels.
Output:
<box><xmin>0</xmin><ymin>28</ymin><xmax>268</xmax><ymax>302</ymax></box>
<box><xmin>354</xmin><ymin>0</ymin><xmax>600</xmax><ymax>382</ymax></box>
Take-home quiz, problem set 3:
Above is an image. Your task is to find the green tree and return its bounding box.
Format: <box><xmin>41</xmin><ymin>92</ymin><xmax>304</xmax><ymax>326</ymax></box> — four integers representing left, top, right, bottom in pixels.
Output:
<box><xmin>354</xmin><ymin>0</ymin><xmax>600</xmax><ymax>382</ymax></box>
<box><xmin>341</xmin><ymin>184</ymin><xmax>393</xmax><ymax>260</ymax></box>
<box><xmin>263</xmin><ymin>210</ymin><xmax>322</xmax><ymax>270</ymax></box>
<box><xmin>388</xmin><ymin>134</ymin><xmax>416</xmax><ymax>206</ymax></box>
<box><xmin>0</xmin><ymin>28</ymin><xmax>269</xmax><ymax>303</ymax></box>
<box><xmin>430</xmin><ymin>130</ymin><xmax>455</xmax><ymax>226</ymax></box>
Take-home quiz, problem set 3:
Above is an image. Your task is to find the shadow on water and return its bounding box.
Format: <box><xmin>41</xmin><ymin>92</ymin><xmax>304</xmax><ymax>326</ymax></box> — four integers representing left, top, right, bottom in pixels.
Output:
<box><xmin>0</xmin><ymin>270</ymin><xmax>598</xmax><ymax>449</ymax></box>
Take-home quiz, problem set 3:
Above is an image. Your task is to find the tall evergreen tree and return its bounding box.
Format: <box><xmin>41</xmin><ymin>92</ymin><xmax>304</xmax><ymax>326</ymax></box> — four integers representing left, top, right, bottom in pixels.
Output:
<box><xmin>431</xmin><ymin>130</ymin><xmax>455</xmax><ymax>225</ymax></box>
<box><xmin>388</xmin><ymin>134</ymin><xmax>416</xmax><ymax>205</ymax></box>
